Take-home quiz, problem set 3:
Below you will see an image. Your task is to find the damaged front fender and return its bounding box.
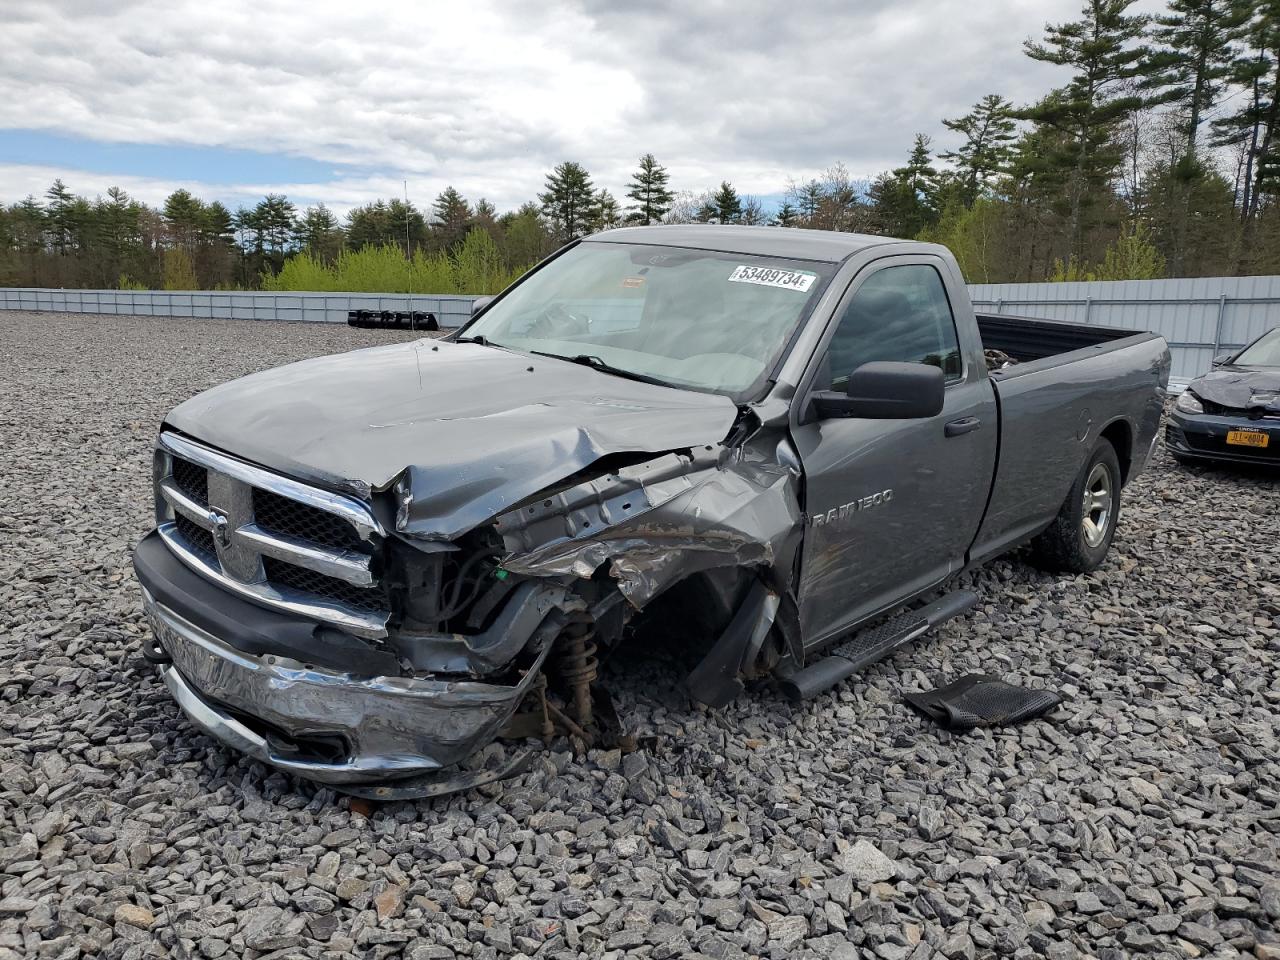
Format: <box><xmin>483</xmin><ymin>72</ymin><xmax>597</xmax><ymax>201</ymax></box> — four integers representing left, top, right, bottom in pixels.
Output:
<box><xmin>493</xmin><ymin>436</ymin><xmax>804</xmax><ymax>610</ymax></box>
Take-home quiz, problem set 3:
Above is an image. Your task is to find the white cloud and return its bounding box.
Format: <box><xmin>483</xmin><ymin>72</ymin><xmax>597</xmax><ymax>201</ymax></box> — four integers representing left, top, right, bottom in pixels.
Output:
<box><xmin>0</xmin><ymin>0</ymin><xmax>1170</xmax><ymax>211</ymax></box>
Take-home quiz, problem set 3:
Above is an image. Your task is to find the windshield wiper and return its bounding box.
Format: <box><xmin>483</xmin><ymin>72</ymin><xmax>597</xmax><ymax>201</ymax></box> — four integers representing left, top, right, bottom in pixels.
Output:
<box><xmin>528</xmin><ymin>351</ymin><xmax>670</xmax><ymax>387</ymax></box>
<box><xmin>455</xmin><ymin>334</ymin><xmax>495</xmax><ymax>346</ymax></box>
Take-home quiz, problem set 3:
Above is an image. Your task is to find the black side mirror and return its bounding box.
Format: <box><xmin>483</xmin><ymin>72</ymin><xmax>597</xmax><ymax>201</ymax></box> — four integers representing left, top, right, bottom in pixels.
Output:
<box><xmin>471</xmin><ymin>295</ymin><xmax>495</xmax><ymax>316</ymax></box>
<box><xmin>811</xmin><ymin>361</ymin><xmax>946</xmax><ymax>420</ymax></box>
<box><xmin>1211</xmin><ymin>352</ymin><xmax>1233</xmax><ymax>367</ymax></box>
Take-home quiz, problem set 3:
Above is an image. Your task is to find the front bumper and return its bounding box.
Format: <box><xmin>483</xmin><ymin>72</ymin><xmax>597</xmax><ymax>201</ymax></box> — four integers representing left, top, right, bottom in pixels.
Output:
<box><xmin>134</xmin><ymin>531</ymin><xmax>552</xmax><ymax>787</ymax></box>
<box><xmin>1166</xmin><ymin>411</ymin><xmax>1280</xmax><ymax>466</ymax></box>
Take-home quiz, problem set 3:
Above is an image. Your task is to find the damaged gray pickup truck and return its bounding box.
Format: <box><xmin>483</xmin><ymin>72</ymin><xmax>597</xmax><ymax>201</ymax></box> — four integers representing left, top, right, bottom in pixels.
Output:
<box><xmin>133</xmin><ymin>226</ymin><xmax>1170</xmax><ymax>797</ymax></box>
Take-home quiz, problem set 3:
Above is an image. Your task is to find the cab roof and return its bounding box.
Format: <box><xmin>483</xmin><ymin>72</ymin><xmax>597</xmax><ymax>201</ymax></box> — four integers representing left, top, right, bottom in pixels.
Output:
<box><xmin>583</xmin><ymin>224</ymin><xmax>909</xmax><ymax>264</ymax></box>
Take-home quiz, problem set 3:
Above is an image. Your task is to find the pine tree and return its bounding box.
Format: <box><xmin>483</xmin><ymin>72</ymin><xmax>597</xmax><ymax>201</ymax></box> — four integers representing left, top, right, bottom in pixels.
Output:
<box><xmin>386</xmin><ymin>198</ymin><xmax>428</xmax><ymax>254</ymax></box>
<box><xmin>538</xmin><ymin>162</ymin><xmax>595</xmax><ymax>242</ymax></box>
<box><xmin>254</xmin><ymin>194</ymin><xmax>298</xmax><ymax>258</ymax></box>
<box><xmin>163</xmin><ymin>189</ymin><xmax>206</xmax><ymax>250</ymax></box>
<box><xmin>1018</xmin><ymin>0</ymin><xmax>1152</xmax><ymax>260</ymax></box>
<box><xmin>432</xmin><ymin>187</ymin><xmax>473</xmax><ymax>251</ymax></box>
<box><xmin>1139</xmin><ymin>0</ymin><xmax>1249</xmax><ymax>275</ymax></box>
<box><xmin>12</xmin><ymin>196</ymin><xmax>45</xmax><ymax>277</ymax></box>
<box><xmin>295</xmin><ymin>204</ymin><xmax>344</xmax><ymax>261</ymax></box>
<box><xmin>698</xmin><ymin>182</ymin><xmax>742</xmax><ymax>223</ymax></box>
<box><xmin>625</xmin><ymin>154</ymin><xmax>675</xmax><ymax>224</ymax></box>
<box><xmin>203</xmin><ymin>201</ymin><xmax>235</xmax><ymax>247</ymax></box>
<box><xmin>768</xmin><ymin>200</ymin><xmax>798</xmax><ymax>227</ymax></box>
<box><xmin>1212</xmin><ymin>4</ymin><xmax>1280</xmax><ymax>225</ymax></box>
<box><xmin>45</xmin><ymin>179</ymin><xmax>74</xmax><ymax>254</ymax></box>
<box><xmin>941</xmin><ymin>95</ymin><xmax>1018</xmax><ymax>204</ymax></box>
<box><xmin>1144</xmin><ymin>0</ymin><xmax>1251</xmax><ymax>160</ymax></box>
<box><xmin>473</xmin><ymin>198</ymin><xmax>498</xmax><ymax>229</ymax></box>
<box><xmin>773</xmin><ymin>201</ymin><xmax>800</xmax><ymax>227</ymax></box>
<box><xmin>868</xmin><ymin>136</ymin><xmax>941</xmax><ymax>237</ymax></box>
<box><xmin>591</xmin><ymin>189</ymin><xmax>623</xmax><ymax>230</ymax></box>
<box><xmin>96</xmin><ymin>187</ymin><xmax>140</xmax><ymax>281</ymax></box>
<box><xmin>344</xmin><ymin>201</ymin><xmax>392</xmax><ymax>249</ymax></box>
<box><xmin>793</xmin><ymin>181</ymin><xmax>824</xmax><ymax>224</ymax></box>
<box><xmin>199</xmin><ymin>200</ymin><xmax>238</xmax><ymax>287</ymax></box>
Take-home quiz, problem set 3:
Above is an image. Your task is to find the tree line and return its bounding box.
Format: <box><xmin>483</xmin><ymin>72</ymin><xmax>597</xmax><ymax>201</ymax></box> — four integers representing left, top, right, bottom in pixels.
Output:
<box><xmin>5</xmin><ymin>0</ymin><xmax>1280</xmax><ymax>292</ymax></box>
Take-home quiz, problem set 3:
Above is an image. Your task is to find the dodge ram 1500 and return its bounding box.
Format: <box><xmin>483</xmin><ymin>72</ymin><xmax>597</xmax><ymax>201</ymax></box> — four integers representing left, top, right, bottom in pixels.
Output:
<box><xmin>133</xmin><ymin>226</ymin><xmax>1171</xmax><ymax>796</ymax></box>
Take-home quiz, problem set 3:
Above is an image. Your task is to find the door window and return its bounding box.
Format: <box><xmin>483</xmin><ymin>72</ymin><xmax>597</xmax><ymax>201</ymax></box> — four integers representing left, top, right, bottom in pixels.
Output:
<box><xmin>820</xmin><ymin>264</ymin><xmax>963</xmax><ymax>390</ymax></box>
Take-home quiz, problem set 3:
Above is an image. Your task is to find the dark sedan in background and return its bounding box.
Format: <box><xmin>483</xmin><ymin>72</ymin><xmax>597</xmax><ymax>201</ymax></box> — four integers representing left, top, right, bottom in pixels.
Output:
<box><xmin>1167</xmin><ymin>327</ymin><xmax>1280</xmax><ymax>466</ymax></box>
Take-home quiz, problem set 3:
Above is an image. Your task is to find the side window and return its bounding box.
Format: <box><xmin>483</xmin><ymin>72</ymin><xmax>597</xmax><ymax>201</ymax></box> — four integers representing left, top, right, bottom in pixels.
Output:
<box><xmin>821</xmin><ymin>264</ymin><xmax>963</xmax><ymax>390</ymax></box>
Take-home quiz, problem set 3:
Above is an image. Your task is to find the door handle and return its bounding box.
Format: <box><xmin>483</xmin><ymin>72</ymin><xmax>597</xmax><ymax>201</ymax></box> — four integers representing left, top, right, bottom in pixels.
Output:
<box><xmin>945</xmin><ymin>417</ymin><xmax>982</xmax><ymax>438</ymax></box>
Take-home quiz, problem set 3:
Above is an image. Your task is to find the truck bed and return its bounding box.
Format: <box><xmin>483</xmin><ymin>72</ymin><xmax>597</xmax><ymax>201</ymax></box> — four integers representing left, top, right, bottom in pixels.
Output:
<box><xmin>966</xmin><ymin>312</ymin><xmax>1169</xmax><ymax>567</ymax></box>
<box><xmin>977</xmin><ymin>313</ymin><xmax>1143</xmax><ymax>372</ymax></box>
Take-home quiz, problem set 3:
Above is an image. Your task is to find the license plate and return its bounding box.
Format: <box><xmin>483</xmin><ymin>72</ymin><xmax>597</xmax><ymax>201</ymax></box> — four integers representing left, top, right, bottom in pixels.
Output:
<box><xmin>1226</xmin><ymin>429</ymin><xmax>1269</xmax><ymax>448</ymax></box>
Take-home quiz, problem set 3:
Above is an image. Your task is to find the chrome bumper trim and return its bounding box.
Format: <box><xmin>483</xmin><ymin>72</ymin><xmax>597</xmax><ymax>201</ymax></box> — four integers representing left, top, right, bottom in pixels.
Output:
<box><xmin>143</xmin><ymin>589</ymin><xmax>549</xmax><ymax>785</ymax></box>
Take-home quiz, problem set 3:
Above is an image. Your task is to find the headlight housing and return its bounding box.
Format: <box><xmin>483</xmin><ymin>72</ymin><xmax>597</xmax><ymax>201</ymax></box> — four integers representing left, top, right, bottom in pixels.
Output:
<box><xmin>1175</xmin><ymin>391</ymin><xmax>1204</xmax><ymax>415</ymax></box>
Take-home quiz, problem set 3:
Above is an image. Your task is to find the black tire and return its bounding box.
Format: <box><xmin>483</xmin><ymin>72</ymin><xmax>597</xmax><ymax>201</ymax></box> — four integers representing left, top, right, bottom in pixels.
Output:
<box><xmin>1030</xmin><ymin>438</ymin><xmax>1122</xmax><ymax>574</ymax></box>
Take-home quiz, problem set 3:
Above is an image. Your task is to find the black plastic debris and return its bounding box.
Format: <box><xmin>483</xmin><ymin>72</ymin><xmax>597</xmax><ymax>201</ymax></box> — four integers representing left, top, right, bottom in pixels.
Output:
<box><xmin>346</xmin><ymin>310</ymin><xmax>438</xmax><ymax>331</ymax></box>
<box><xmin>904</xmin><ymin>674</ymin><xmax>1063</xmax><ymax>730</ymax></box>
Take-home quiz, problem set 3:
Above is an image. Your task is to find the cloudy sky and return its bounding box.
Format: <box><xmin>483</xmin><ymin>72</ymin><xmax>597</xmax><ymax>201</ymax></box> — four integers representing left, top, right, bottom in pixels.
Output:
<box><xmin>0</xmin><ymin>0</ymin><xmax>1165</xmax><ymax>216</ymax></box>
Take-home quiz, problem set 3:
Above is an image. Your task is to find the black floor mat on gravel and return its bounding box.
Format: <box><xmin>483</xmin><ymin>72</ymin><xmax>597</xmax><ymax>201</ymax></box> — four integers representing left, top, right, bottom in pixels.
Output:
<box><xmin>905</xmin><ymin>674</ymin><xmax>1064</xmax><ymax>730</ymax></box>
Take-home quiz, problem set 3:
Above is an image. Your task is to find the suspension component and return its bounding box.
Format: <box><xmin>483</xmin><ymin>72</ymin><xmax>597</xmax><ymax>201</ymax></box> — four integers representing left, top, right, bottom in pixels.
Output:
<box><xmin>556</xmin><ymin>622</ymin><xmax>598</xmax><ymax>729</ymax></box>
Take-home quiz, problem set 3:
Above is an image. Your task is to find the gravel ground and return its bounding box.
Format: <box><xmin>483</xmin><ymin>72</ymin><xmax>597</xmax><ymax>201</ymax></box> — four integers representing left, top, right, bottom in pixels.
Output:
<box><xmin>2</xmin><ymin>310</ymin><xmax>1279</xmax><ymax>960</ymax></box>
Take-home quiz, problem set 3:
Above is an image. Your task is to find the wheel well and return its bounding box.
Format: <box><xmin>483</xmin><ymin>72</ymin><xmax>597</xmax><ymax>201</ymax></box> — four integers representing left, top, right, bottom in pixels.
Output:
<box><xmin>1099</xmin><ymin>419</ymin><xmax>1133</xmax><ymax>483</ymax></box>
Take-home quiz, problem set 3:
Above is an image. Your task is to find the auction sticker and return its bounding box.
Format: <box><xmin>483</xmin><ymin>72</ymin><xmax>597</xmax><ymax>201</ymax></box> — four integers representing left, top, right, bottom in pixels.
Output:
<box><xmin>727</xmin><ymin>265</ymin><xmax>816</xmax><ymax>292</ymax></box>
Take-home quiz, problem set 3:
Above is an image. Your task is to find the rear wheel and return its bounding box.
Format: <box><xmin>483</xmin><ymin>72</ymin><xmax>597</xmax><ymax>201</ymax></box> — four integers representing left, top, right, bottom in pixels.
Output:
<box><xmin>1030</xmin><ymin>439</ymin><xmax>1122</xmax><ymax>573</ymax></box>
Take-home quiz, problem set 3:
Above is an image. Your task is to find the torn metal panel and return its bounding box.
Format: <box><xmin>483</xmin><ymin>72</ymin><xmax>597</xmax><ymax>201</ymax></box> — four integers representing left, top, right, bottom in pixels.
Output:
<box><xmin>163</xmin><ymin>338</ymin><xmax>739</xmax><ymax>534</ymax></box>
<box><xmin>495</xmin><ymin>448</ymin><xmax>721</xmax><ymax>553</ymax></box>
<box><xmin>495</xmin><ymin>433</ymin><xmax>805</xmax><ymax>608</ymax></box>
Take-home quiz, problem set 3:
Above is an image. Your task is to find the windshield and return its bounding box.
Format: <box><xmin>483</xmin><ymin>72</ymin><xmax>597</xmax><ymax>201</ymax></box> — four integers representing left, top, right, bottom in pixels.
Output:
<box><xmin>1233</xmin><ymin>328</ymin><xmax>1280</xmax><ymax>367</ymax></box>
<box><xmin>460</xmin><ymin>241</ymin><xmax>837</xmax><ymax>397</ymax></box>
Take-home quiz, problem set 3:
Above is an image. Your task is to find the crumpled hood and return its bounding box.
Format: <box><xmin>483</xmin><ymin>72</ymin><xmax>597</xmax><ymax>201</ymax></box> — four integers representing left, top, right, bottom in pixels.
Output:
<box><xmin>166</xmin><ymin>339</ymin><xmax>740</xmax><ymax>539</ymax></box>
<box><xmin>1189</xmin><ymin>366</ymin><xmax>1280</xmax><ymax>412</ymax></box>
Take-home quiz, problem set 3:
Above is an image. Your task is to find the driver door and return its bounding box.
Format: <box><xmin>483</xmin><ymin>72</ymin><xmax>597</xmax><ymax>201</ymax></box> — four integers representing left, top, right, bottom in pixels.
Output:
<box><xmin>791</xmin><ymin>258</ymin><xmax>997</xmax><ymax>647</ymax></box>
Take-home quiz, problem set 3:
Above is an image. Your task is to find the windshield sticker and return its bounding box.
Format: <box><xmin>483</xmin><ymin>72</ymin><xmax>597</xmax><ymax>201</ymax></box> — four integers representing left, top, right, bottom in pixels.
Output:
<box><xmin>727</xmin><ymin>265</ymin><xmax>817</xmax><ymax>292</ymax></box>
<box><xmin>621</xmin><ymin>277</ymin><xmax>646</xmax><ymax>288</ymax></box>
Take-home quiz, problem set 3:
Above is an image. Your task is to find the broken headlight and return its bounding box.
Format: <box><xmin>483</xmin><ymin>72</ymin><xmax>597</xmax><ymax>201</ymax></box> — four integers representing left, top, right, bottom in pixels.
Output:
<box><xmin>1175</xmin><ymin>391</ymin><xmax>1204</xmax><ymax>415</ymax></box>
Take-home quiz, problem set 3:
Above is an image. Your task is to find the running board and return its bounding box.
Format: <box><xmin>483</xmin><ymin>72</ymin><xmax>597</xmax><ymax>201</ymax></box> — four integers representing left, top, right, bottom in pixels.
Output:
<box><xmin>779</xmin><ymin>590</ymin><xmax>978</xmax><ymax>701</ymax></box>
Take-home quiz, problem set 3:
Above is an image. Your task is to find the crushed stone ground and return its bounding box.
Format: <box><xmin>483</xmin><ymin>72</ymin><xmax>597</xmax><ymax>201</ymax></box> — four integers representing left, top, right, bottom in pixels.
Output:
<box><xmin>1</xmin><ymin>311</ymin><xmax>1277</xmax><ymax>960</ymax></box>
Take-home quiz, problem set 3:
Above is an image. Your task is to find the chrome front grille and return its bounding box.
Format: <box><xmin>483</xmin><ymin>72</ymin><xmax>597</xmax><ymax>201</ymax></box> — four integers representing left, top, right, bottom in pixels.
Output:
<box><xmin>171</xmin><ymin>456</ymin><xmax>209</xmax><ymax>506</ymax></box>
<box><xmin>173</xmin><ymin>512</ymin><xmax>218</xmax><ymax>562</ymax></box>
<box><xmin>252</xmin><ymin>487</ymin><xmax>364</xmax><ymax>552</ymax></box>
<box><xmin>153</xmin><ymin>431</ymin><xmax>390</xmax><ymax>637</ymax></box>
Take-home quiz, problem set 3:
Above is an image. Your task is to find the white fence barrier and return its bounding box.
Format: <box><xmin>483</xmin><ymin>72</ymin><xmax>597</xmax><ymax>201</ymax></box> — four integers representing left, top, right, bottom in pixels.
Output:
<box><xmin>6</xmin><ymin>276</ymin><xmax>1280</xmax><ymax>383</ymax></box>
<box><xmin>0</xmin><ymin>288</ymin><xmax>477</xmax><ymax>329</ymax></box>
<box><xmin>970</xmin><ymin>275</ymin><xmax>1280</xmax><ymax>385</ymax></box>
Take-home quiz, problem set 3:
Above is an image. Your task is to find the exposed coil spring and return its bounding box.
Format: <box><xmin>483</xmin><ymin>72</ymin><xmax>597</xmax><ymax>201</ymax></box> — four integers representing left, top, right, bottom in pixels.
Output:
<box><xmin>556</xmin><ymin>626</ymin><xmax>598</xmax><ymax>728</ymax></box>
